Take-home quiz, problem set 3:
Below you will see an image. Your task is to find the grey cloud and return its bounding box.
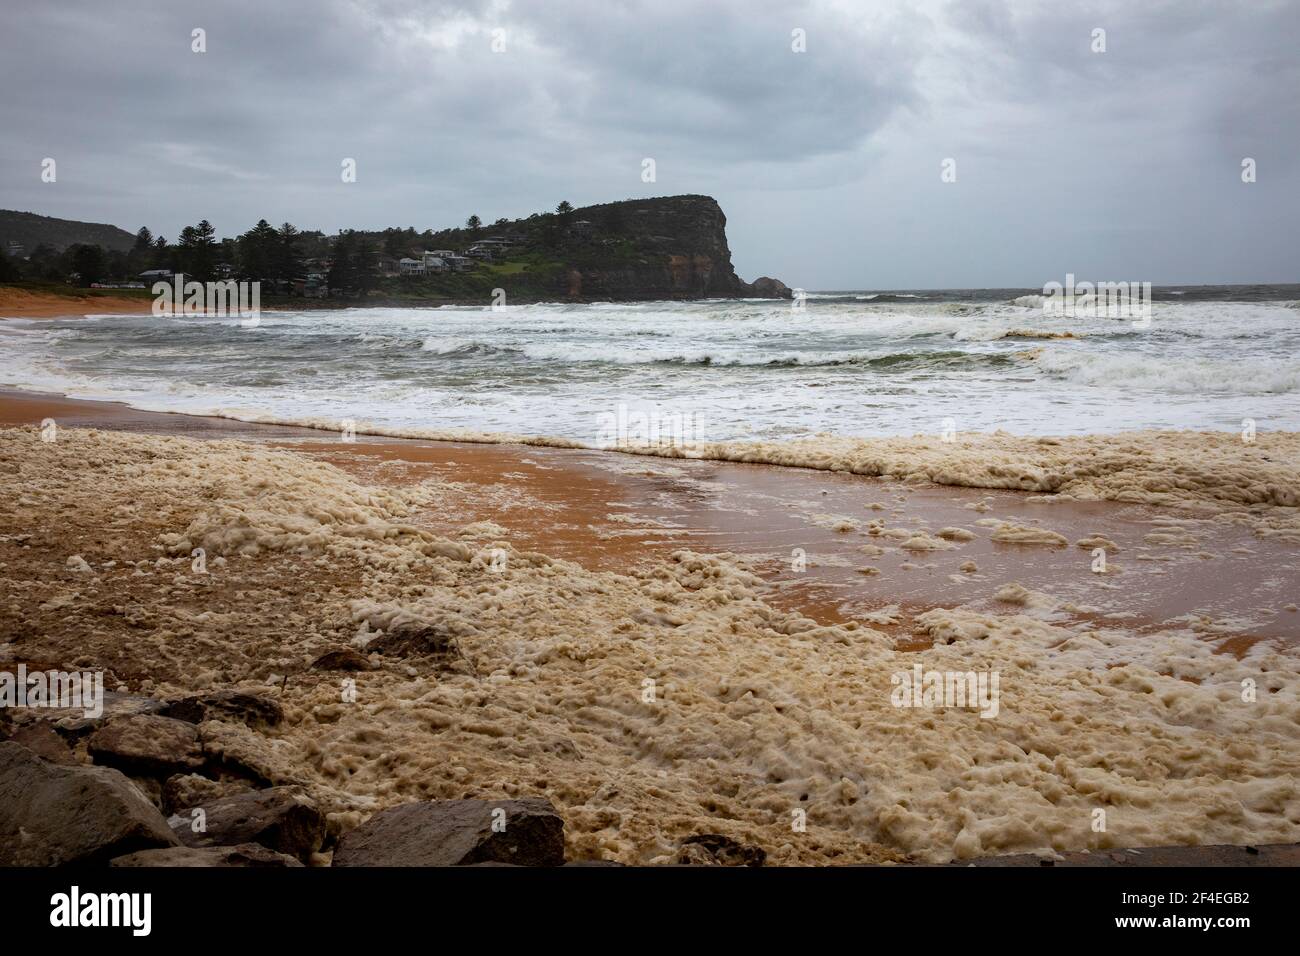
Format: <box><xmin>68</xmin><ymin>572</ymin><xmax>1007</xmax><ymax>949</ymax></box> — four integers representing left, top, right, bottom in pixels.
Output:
<box><xmin>0</xmin><ymin>0</ymin><xmax>1295</xmax><ymax>287</ymax></box>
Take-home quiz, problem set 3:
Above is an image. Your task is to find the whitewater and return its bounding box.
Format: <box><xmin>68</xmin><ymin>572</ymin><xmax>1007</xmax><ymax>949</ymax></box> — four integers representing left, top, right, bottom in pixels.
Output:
<box><xmin>2</xmin><ymin>287</ymin><xmax>1298</xmax><ymax>444</ymax></box>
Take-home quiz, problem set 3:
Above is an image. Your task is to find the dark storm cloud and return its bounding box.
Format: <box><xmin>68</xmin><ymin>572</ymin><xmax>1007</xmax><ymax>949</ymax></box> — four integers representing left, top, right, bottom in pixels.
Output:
<box><xmin>0</xmin><ymin>0</ymin><xmax>1296</xmax><ymax>287</ymax></box>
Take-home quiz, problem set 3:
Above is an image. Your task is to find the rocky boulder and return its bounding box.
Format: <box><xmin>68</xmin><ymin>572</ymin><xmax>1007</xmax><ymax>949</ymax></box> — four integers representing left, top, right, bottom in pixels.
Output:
<box><xmin>162</xmin><ymin>772</ymin><xmax>255</xmax><ymax>816</ymax></box>
<box><xmin>0</xmin><ymin>741</ymin><xmax>180</xmax><ymax>866</ymax></box>
<box><xmin>159</xmin><ymin>690</ymin><xmax>283</xmax><ymax>729</ymax></box>
<box><xmin>168</xmin><ymin>786</ymin><xmax>326</xmax><ymax>863</ymax></box>
<box><xmin>87</xmin><ymin>714</ymin><xmax>204</xmax><ymax>776</ymax></box>
<box><xmin>332</xmin><ymin>797</ymin><xmax>565</xmax><ymax>867</ymax></box>
<box><xmin>5</xmin><ymin>721</ymin><xmax>75</xmax><ymax>764</ymax></box>
<box><xmin>677</xmin><ymin>833</ymin><xmax>766</xmax><ymax>866</ymax></box>
<box><xmin>746</xmin><ymin>276</ymin><xmax>793</xmax><ymax>299</ymax></box>
<box><xmin>310</xmin><ymin>648</ymin><xmax>374</xmax><ymax>671</ymax></box>
<box><xmin>111</xmin><ymin>843</ymin><xmax>303</xmax><ymax>867</ymax></box>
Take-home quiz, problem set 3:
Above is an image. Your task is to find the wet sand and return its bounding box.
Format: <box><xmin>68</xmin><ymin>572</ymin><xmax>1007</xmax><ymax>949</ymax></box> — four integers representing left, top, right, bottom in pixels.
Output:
<box><xmin>5</xmin><ymin>387</ymin><xmax>1295</xmax><ymax>651</ymax></box>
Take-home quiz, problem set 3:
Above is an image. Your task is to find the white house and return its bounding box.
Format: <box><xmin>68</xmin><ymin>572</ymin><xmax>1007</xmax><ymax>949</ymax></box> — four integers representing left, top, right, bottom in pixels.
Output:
<box><xmin>399</xmin><ymin>257</ymin><xmax>426</xmax><ymax>276</ymax></box>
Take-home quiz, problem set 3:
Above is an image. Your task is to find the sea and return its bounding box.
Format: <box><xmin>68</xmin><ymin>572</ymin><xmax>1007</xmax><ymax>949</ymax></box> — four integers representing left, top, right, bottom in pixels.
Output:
<box><xmin>2</xmin><ymin>284</ymin><xmax>1298</xmax><ymax>445</ymax></box>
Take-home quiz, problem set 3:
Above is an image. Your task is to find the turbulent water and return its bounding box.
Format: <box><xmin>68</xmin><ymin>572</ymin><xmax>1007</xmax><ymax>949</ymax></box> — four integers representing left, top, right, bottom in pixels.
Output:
<box><xmin>2</xmin><ymin>285</ymin><xmax>1298</xmax><ymax>444</ymax></box>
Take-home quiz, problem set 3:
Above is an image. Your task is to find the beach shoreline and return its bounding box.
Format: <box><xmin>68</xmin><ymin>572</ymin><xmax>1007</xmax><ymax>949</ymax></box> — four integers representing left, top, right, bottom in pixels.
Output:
<box><xmin>2</xmin><ymin>384</ymin><xmax>1298</xmax><ymax>864</ymax></box>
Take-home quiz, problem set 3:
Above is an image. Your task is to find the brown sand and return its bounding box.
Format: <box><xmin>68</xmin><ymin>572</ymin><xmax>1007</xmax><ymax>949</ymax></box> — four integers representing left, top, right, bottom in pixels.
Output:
<box><xmin>0</xmin><ymin>287</ymin><xmax>153</xmax><ymax>319</ymax></box>
<box><xmin>4</xmin><ymin>389</ymin><xmax>1297</xmax><ymax>648</ymax></box>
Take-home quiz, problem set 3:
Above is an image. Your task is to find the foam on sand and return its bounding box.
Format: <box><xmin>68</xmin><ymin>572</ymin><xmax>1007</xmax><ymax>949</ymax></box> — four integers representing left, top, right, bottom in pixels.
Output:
<box><xmin>1</xmin><ymin>425</ymin><xmax>1297</xmax><ymax>863</ymax></box>
<box><xmin>623</xmin><ymin>429</ymin><xmax>1300</xmax><ymax>543</ymax></box>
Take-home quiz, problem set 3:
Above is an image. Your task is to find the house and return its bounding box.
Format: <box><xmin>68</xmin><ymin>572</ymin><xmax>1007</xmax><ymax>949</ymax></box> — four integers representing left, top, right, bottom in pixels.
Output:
<box><xmin>567</xmin><ymin>220</ymin><xmax>594</xmax><ymax>238</ymax></box>
<box><xmin>139</xmin><ymin>269</ymin><xmax>174</xmax><ymax>283</ymax></box>
<box><xmin>291</xmin><ymin>274</ymin><xmax>329</xmax><ymax>297</ymax></box>
<box><xmin>471</xmin><ymin>237</ymin><xmax>513</xmax><ymax>255</ymax></box>
<box><xmin>420</xmin><ymin>252</ymin><xmax>449</xmax><ymax>272</ymax></box>
<box><xmin>399</xmin><ymin>257</ymin><xmax>426</xmax><ymax>276</ymax></box>
<box><xmin>442</xmin><ymin>255</ymin><xmax>474</xmax><ymax>272</ymax></box>
<box><xmin>376</xmin><ymin>255</ymin><xmax>399</xmax><ymax>277</ymax></box>
<box><xmin>6</xmin><ymin>241</ymin><xmax>25</xmax><ymax>258</ymax></box>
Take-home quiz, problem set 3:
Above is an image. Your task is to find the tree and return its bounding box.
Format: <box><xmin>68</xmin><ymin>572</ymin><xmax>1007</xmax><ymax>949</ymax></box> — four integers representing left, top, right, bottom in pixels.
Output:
<box><xmin>178</xmin><ymin>220</ymin><xmax>217</xmax><ymax>280</ymax></box>
<box><xmin>133</xmin><ymin>227</ymin><xmax>153</xmax><ymax>251</ymax></box>
<box><xmin>70</xmin><ymin>244</ymin><xmax>106</xmax><ymax>286</ymax></box>
<box><xmin>192</xmin><ymin>219</ymin><xmax>217</xmax><ymax>279</ymax></box>
<box><xmin>236</xmin><ymin>219</ymin><xmax>279</xmax><ymax>283</ymax></box>
<box><xmin>465</xmin><ymin>215</ymin><xmax>481</xmax><ymax>236</ymax></box>
<box><xmin>275</xmin><ymin>223</ymin><xmax>303</xmax><ymax>283</ymax></box>
<box><xmin>327</xmin><ymin>231</ymin><xmax>360</xmax><ymax>296</ymax></box>
<box><xmin>151</xmin><ymin>235</ymin><xmax>170</xmax><ymax>270</ymax></box>
<box><xmin>354</xmin><ymin>237</ymin><xmax>380</xmax><ymax>296</ymax></box>
<box><xmin>556</xmin><ymin>200</ymin><xmax>573</xmax><ymax>216</ymax></box>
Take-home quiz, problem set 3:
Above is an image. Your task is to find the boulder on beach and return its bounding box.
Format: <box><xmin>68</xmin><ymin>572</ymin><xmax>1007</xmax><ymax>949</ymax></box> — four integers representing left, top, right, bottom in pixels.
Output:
<box><xmin>332</xmin><ymin>797</ymin><xmax>565</xmax><ymax>867</ymax></box>
<box><xmin>4</xmin><ymin>721</ymin><xmax>76</xmax><ymax>764</ymax></box>
<box><xmin>677</xmin><ymin>833</ymin><xmax>767</xmax><ymax>867</ymax></box>
<box><xmin>111</xmin><ymin>843</ymin><xmax>304</xmax><ymax>867</ymax></box>
<box><xmin>168</xmin><ymin>786</ymin><xmax>326</xmax><ymax>863</ymax></box>
<box><xmin>310</xmin><ymin>647</ymin><xmax>375</xmax><ymax>671</ymax></box>
<box><xmin>162</xmin><ymin>772</ymin><xmax>255</xmax><ymax>816</ymax></box>
<box><xmin>87</xmin><ymin>713</ymin><xmax>205</xmax><ymax>776</ymax></box>
<box><xmin>159</xmin><ymin>689</ymin><xmax>284</xmax><ymax>729</ymax></box>
<box><xmin>0</xmin><ymin>741</ymin><xmax>180</xmax><ymax>866</ymax></box>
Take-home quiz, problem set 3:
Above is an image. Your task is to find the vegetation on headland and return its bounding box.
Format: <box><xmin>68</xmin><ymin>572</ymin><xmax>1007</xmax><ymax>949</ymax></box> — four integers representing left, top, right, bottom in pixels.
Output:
<box><xmin>0</xmin><ymin>196</ymin><xmax>788</xmax><ymax>305</ymax></box>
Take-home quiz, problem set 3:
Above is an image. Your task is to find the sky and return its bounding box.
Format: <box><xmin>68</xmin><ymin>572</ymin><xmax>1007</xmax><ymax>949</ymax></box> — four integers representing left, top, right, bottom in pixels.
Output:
<box><xmin>1</xmin><ymin>0</ymin><xmax>1297</xmax><ymax>289</ymax></box>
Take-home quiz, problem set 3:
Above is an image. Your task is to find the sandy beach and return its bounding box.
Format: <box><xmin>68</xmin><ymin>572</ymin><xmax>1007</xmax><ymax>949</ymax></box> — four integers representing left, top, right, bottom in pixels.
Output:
<box><xmin>3</xmin><ymin>386</ymin><xmax>1298</xmax><ymax>864</ymax></box>
<box><xmin>0</xmin><ymin>287</ymin><xmax>154</xmax><ymax>319</ymax></box>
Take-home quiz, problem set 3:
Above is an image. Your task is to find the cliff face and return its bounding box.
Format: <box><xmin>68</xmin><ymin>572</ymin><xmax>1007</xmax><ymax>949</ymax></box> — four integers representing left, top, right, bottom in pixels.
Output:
<box><xmin>555</xmin><ymin>195</ymin><xmax>789</xmax><ymax>300</ymax></box>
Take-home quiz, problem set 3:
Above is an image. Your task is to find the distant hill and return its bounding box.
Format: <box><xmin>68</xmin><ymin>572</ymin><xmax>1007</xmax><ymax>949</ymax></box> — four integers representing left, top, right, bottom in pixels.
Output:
<box><xmin>359</xmin><ymin>194</ymin><xmax>790</xmax><ymax>301</ymax></box>
<box><xmin>0</xmin><ymin>210</ymin><xmax>136</xmax><ymax>254</ymax></box>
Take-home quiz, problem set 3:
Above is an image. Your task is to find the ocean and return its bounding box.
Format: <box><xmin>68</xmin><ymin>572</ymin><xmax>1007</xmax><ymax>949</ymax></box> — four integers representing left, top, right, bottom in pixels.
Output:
<box><xmin>3</xmin><ymin>285</ymin><xmax>1298</xmax><ymax>444</ymax></box>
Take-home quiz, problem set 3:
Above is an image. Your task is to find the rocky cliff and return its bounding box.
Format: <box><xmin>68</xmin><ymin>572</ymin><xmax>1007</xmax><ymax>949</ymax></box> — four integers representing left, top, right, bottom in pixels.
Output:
<box><xmin>538</xmin><ymin>195</ymin><xmax>789</xmax><ymax>300</ymax></box>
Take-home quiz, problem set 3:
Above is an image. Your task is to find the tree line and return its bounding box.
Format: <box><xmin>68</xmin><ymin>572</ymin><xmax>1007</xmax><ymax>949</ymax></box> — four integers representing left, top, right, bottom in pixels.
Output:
<box><xmin>0</xmin><ymin>199</ymin><xmax>604</xmax><ymax>294</ymax></box>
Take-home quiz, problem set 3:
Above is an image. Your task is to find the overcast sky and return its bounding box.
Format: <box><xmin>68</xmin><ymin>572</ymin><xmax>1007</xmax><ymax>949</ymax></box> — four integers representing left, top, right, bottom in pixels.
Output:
<box><xmin>1</xmin><ymin>0</ymin><xmax>1296</xmax><ymax>289</ymax></box>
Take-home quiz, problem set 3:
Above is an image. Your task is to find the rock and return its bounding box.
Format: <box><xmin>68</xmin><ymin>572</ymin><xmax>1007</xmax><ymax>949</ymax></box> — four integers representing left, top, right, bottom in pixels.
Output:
<box><xmin>129</xmin><ymin>776</ymin><xmax>165</xmax><ymax>811</ymax></box>
<box><xmin>159</xmin><ymin>690</ymin><xmax>283</xmax><ymax>729</ymax></box>
<box><xmin>162</xmin><ymin>772</ymin><xmax>255</xmax><ymax>816</ymax></box>
<box><xmin>87</xmin><ymin>714</ymin><xmax>204</xmax><ymax>776</ymax></box>
<box><xmin>677</xmin><ymin>833</ymin><xmax>766</xmax><ymax>867</ymax></box>
<box><xmin>0</xmin><ymin>741</ymin><xmax>180</xmax><ymax>866</ymax></box>
<box><xmin>39</xmin><ymin>691</ymin><xmax>165</xmax><ymax>738</ymax></box>
<box><xmin>310</xmin><ymin>648</ymin><xmax>374</xmax><ymax>671</ymax></box>
<box><xmin>332</xmin><ymin>798</ymin><xmax>565</xmax><ymax>867</ymax></box>
<box><xmin>6</xmin><ymin>721</ymin><xmax>76</xmax><ymax>764</ymax></box>
<box><xmin>168</xmin><ymin>787</ymin><xmax>326</xmax><ymax>863</ymax></box>
<box><xmin>747</xmin><ymin>276</ymin><xmax>793</xmax><ymax>299</ymax></box>
<box><xmin>111</xmin><ymin>843</ymin><xmax>303</xmax><ymax>867</ymax></box>
<box><xmin>367</xmin><ymin>624</ymin><xmax>457</xmax><ymax>658</ymax></box>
